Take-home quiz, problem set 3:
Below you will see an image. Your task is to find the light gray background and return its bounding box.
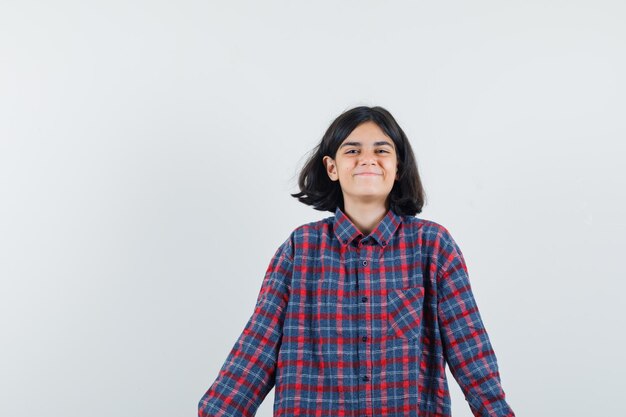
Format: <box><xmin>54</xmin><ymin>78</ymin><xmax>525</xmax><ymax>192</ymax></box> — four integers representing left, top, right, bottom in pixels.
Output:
<box><xmin>1</xmin><ymin>1</ymin><xmax>625</xmax><ymax>416</ymax></box>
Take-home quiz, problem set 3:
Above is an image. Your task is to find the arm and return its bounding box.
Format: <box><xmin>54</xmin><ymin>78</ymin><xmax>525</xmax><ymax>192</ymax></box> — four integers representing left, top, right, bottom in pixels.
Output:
<box><xmin>198</xmin><ymin>236</ymin><xmax>293</xmax><ymax>417</ymax></box>
<box><xmin>436</xmin><ymin>229</ymin><xmax>515</xmax><ymax>417</ymax></box>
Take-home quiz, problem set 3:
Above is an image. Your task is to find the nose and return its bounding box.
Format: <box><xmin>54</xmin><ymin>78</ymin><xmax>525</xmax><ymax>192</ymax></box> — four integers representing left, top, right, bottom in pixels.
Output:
<box><xmin>358</xmin><ymin>149</ymin><xmax>377</xmax><ymax>165</ymax></box>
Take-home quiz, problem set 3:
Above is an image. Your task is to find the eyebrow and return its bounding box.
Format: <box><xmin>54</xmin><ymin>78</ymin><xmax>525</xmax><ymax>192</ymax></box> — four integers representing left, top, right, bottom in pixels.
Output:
<box><xmin>339</xmin><ymin>141</ymin><xmax>394</xmax><ymax>149</ymax></box>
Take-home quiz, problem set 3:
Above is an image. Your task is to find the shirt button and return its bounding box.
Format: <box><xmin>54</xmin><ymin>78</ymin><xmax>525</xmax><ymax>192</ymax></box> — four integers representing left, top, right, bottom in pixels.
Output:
<box><xmin>361</xmin><ymin>296</ymin><xmax>368</xmax><ymax>302</ymax></box>
<box><xmin>362</xmin><ymin>335</ymin><xmax>367</xmax><ymax>342</ymax></box>
<box><xmin>362</xmin><ymin>260</ymin><xmax>368</xmax><ymax>266</ymax></box>
<box><xmin>362</xmin><ymin>375</ymin><xmax>369</xmax><ymax>382</ymax></box>
<box><xmin>381</xmin><ymin>240</ymin><xmax>386</xmax><ymax>246</ymax></box>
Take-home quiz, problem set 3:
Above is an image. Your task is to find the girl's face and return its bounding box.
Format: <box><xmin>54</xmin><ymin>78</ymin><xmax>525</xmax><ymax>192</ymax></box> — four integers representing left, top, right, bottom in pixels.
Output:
<box><xmin>323</xmin><ymin>121</ymin><xmax>399</xmax><ymax>209</ymax></box>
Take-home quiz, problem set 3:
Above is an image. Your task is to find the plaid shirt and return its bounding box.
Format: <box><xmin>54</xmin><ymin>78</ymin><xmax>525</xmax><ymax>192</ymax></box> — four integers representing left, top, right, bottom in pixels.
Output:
<box><xmin>199</xmin><ymin>207</ymin><xmax>515</xmax><ymax>417</ymax></box>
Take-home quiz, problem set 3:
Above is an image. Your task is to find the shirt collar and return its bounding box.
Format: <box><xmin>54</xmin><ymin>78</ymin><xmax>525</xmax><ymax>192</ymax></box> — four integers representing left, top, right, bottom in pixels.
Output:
<box><xmin>333</xmin><ymin>206</ymin><xmax>402</xmax><ymax>247</ymax></box>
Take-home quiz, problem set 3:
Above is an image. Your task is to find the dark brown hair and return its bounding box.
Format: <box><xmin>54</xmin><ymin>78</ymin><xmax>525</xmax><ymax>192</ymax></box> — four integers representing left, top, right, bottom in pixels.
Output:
<box><xmin>291</xmin><ymin>106</ymin><xmax>426</xmax><ymax>216</ymax></box>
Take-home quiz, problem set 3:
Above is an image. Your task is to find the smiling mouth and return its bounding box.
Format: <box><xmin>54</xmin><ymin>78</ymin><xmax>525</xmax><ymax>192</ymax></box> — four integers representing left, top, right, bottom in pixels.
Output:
<box><xmin>355</xmin><ymin>173</ymin><xmax>382</xmax><ymax>176</ymax></box>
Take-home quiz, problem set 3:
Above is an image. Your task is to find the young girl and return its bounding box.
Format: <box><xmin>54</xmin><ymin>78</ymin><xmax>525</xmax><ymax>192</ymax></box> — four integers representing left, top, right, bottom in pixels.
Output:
<box><xmin>199</xmin><ymin>106</ymin><xmax>515</xmax><ymax>417</ymax></box>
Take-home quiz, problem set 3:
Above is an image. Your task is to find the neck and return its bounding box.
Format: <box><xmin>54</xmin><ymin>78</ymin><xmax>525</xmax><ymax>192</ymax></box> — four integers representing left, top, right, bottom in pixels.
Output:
<box><xmin>342</xmin><ymin>199</ymin><xmax>389</xmax><ymax>236</ymax></box>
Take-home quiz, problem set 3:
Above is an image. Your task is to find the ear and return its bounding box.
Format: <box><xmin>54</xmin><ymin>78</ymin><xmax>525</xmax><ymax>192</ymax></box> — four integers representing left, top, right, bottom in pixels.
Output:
<box><xmin>322</xmin><ymin>156</ymin><xmax>338</xmax><ymax>181</ymax></box>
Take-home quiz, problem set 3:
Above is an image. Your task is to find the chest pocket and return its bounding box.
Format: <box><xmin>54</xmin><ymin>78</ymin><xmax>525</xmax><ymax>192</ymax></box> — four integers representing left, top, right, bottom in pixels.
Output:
<box><xmin>386</xmin><ymin>286</ymin><xmax>425</xmax><ymax>340</ymax></box>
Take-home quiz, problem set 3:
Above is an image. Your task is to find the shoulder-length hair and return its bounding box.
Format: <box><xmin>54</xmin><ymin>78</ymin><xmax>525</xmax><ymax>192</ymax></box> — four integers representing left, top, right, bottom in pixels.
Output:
<box><xmin>291</xmin><ymin>105</ymin><xmax>426</xmax><ymax>216</ymax></box>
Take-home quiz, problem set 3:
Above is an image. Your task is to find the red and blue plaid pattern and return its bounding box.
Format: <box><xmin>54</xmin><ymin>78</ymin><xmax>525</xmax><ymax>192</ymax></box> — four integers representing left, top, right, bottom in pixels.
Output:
<box><xmin>199</xmin><ymin>207</ymin><xmax>515</xmax><ymax>417</ymax></box>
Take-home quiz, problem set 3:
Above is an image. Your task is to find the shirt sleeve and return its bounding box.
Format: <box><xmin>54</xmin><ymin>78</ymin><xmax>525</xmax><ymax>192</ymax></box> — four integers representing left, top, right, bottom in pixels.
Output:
<box><xmin>436</xmin><ymin>228</ymin><xmax>515</xmax><ymax>417</ymax></box>
<box><xmin>198</xmin><ymin>236</ymin><xmax>293</xmax><ymax>417</ymax></box>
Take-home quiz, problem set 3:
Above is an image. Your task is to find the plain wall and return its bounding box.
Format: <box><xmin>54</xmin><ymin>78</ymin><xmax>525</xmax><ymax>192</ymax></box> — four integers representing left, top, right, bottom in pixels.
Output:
<box><xmin>1</xmin><ymin>1</ymin><xmax>625</xmax><ymax>416</ymax></box>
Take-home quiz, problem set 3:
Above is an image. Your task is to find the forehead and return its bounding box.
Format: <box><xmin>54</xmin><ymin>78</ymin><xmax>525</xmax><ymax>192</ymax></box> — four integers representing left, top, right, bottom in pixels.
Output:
<box><xmin>340</xmin><ymin>122</ymin><xmax>395</xmax><ymax>149</ymax></box>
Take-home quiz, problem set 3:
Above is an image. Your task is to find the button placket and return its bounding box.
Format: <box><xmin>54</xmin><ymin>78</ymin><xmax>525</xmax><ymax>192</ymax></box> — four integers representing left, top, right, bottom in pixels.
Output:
<box><xmin>357</xmin><ymin>241</ymin><xmax>372</xmax><ymax>390</ymax></box>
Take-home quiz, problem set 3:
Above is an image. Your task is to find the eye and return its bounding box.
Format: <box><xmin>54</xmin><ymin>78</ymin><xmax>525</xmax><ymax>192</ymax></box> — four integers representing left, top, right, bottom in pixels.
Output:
<box><xmin>345</xmin><ymin>149</ymin><xmax>358</xmax><ymax>154</ymax></box>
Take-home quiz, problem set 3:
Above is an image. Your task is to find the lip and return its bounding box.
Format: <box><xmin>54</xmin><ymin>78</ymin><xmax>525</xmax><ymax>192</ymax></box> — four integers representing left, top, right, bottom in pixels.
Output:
<box><xmin>355</xmin><ymin>172</ymin><xmax>382</xmax><ymax>176</ymax></box>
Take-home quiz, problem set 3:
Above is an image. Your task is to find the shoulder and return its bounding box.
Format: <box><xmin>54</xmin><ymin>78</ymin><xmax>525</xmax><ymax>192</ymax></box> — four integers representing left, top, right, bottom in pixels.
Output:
<box><xmin>289</xmin><ymin>213</ymin><xmax>335</xmax><ymax>241</ymax></box>
<box><xmin>401</xmin><ymin>215</ymin><xmax>455</xmax><ymax>243</ymax></box>
<box><xmin>402</xmin><ymin>215</ymin><xmax>463</xmax><ymax>269</ymax></box>
<box><xmin>275</xmin><ymin>214</ymin><xmax>335</xmax><ymax>259</ymax></box>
